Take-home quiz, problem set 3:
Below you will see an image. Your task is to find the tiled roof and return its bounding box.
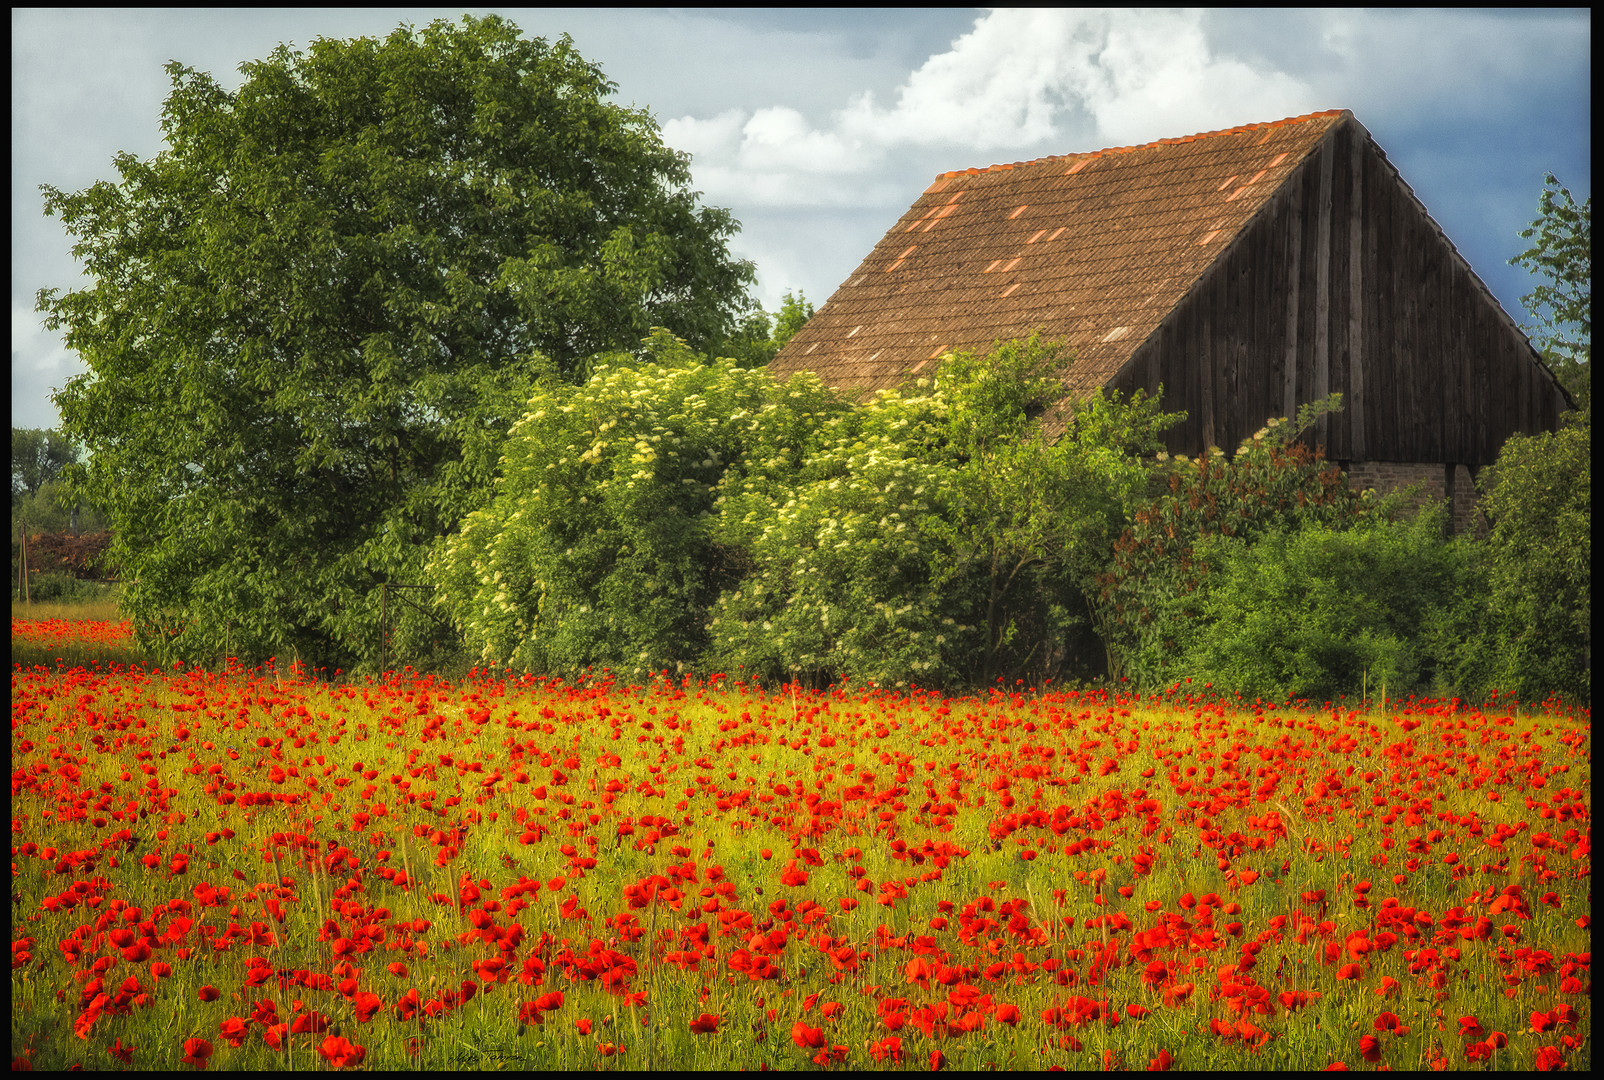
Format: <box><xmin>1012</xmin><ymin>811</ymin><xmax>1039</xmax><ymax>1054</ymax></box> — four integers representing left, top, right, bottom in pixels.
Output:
<box><xmin>771</xmin><ymin>109</ymin><xmax>1350</xmax><ymax>397</ymax></box>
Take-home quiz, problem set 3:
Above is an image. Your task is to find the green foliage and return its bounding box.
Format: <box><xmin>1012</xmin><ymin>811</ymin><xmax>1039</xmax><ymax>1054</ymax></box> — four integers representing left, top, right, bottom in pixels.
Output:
<box><xmin>434</xmin><ymin>333</ymin><xmax>1178</xmax><ymax>689</ymax></box>
<box><xmin>12</xmin><ymin>426</ymin><xmax>107</xmax><ymax>534</ymax></box>
<box><xmin>1094</xmin><ymin>394</ymin><xmax>1368</xmax><ymax>689</ymax></box>
<box><xmin>711</xmin><ymin>335</ymin><xmax>1180</xmax><ymax>688</ymax></box>
<box><xmin>770</xmin><ymin>290</ymin><xmax>816</xmax><ymax>352</ymax></box>
<box><xmin>717</xmin><ymin>290</ymin><xmax>816</xmax><ymax>369</ymax></box>
<box><xmin>17</xmin><ymin>570</ymin><xmax>116</xmax><ymax>606</ymax></box>
<box><xmin>1450</xmin><ymin>424</ymin><xmax>1590</xmax><ymax>703</ymax></box>
<box><xmin>430</xmin><ymin>330</ymin><xmax>845</xmax><ymax>676</ymax></box>
<box><xmin>37</xmin><ymin>15</ymin><xmax>757</xmax><ymax>671</ymax></box>
<box><xmin>13</xmin><ymin>428</ymin><xmax>112</xmax><ymax>596</ymax></box>
<box><xmin>1173</xmin><ymin>508</ymin><xmax>1473</xmax><ymax>703</ymax></box>
<box><xmin>12</xmin><ymin>428</ymin><xmax>80</xmax><ymax>504</ymax></box>
<box><xmin>13</xmin><ymin>480</ymin><xmax>109</xmax><ymax>538</ymax></box>
<box><xmin>1511</xmin><ymin>172</ymin><xmax>1590</xmax><ymax>413</ymax></box>
<box><xmin>707</xmin><ymin>377</ymin><xmax>964</xmax><ymax>687</ymax></box>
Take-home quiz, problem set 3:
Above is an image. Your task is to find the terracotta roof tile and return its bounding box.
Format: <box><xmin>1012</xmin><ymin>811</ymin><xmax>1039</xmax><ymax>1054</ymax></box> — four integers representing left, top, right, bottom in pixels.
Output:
<box><xmin>773</xmin><ymin>110</ymin><xmax>1349</xmax><ymax>397</ymax></box>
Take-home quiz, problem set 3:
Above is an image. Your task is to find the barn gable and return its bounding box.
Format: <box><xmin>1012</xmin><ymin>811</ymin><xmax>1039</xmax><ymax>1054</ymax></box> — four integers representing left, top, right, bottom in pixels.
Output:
<box><xmin>771</xmin><ymin>110</ymin><xmax>1572</xmax><ymax>507</ymax></box>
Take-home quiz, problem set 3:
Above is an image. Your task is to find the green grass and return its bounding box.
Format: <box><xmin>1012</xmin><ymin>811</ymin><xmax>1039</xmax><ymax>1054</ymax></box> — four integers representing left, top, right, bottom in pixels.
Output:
<box><xmin>11</xmin><ymin>587</ymin><xmax>125</xmax><ymax>623</ymax></box>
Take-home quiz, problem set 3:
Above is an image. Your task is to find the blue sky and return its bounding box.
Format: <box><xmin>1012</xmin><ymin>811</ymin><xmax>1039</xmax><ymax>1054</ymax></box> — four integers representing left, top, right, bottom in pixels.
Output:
<box><xmin>12</xmin><ymin>8</ymin><xmax>1591</xmax><ymax>430</ymax></box>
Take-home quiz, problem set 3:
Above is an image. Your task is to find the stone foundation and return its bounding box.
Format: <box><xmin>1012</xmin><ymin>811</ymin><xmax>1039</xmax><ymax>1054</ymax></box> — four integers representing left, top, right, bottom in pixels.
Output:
<box><xmin>1339</xmin><ymin>461</ymin><xmax>1486</xmax><ymax>536</ymax></box>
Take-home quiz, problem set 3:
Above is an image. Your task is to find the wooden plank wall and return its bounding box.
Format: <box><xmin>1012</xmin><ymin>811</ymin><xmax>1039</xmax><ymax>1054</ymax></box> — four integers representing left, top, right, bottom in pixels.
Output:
<box><xmin>1113</xmin><ymin>119</ymin><xmax>1570</xmax><ymax>464</ymax></box>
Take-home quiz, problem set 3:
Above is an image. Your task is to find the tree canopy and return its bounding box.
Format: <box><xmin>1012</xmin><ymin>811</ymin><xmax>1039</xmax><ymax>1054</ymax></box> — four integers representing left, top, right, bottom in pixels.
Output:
<box><xmin>12</xmin><ymin>428</ymin><xmax>79</xmax><ymax>504</ymax></box>
<box><xmin>1511</xmin><ymin>172</ymin><xmax>1590</xmax><ymax>413</ymax></box>
<box><xmin>38</xmin><ymin>15</ymin><xmax>758</xmax><ymax>669</ymax></box>
<box><xmin>717</xmin><ymin>290</ymin><xmax>816</xmax><ymax>369</ymax></box>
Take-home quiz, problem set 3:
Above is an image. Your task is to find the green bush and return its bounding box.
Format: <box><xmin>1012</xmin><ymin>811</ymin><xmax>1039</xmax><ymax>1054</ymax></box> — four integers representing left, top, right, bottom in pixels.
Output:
<box><xmin>709</xmin><ymin>335</ymin><xmax>1178</xmax><ymax>688</ymax></box>
<box><xmin>1093</xmin><ymin>396</ymin><xmax>1369</xmax><ymax>689</ymax></box>
<box><xmin>1449</xmin><ymin>424</ymin><xmax>1590</xmax><ymax>703</ymax></box>
<box><xmin>707</xmin><ymin>380</ymin><xmax>970</xmax><ymax>687</ymax></box>
<box><xmin>1172</xmin><ymin>507</ymin><xmax>1473</xmax><ymax>703</ymax></box>
<box><xmin>429</xmin><ymin>330</ymin><xmax>845</xmax><ymax>677</ymax></box>
<box><xmin>18</xmin><ymin>570</ymin><xmax>117</xmax><ymax>605</ymax></box>
<box><xmin>434</xmin><ymin>331</ymin><xmax>1180</xmax><ymax>689</ymax></box>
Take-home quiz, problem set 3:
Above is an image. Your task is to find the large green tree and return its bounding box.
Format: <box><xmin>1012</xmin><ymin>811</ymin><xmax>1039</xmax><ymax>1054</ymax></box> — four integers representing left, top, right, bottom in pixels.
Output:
<box><xmin>37</xmin><ymin>15</ymin><xmax>756</xmax><ymax>670</ymax></box>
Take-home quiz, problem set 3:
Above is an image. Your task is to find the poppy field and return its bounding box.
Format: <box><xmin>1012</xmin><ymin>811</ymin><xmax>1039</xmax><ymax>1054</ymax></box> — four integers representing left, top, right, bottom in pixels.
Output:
<box><xmin>11</xmin><ymin>620</ymin><xmax>1591</xmax><ymax>1071</ymax></box>
<box><xmin>10</xmin><ymin>615</ymin><xmax>136</xmax><ymax>672</ymax></box>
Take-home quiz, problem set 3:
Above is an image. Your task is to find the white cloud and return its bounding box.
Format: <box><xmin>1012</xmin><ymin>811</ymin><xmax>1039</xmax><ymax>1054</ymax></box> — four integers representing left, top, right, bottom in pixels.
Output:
<box><xmin>1085</xmin><ymin>11</ymin><xmax>1315</xmax><ymax>145</ymax></box>
<box><xmin>836</xmin><ymin>9</ymin><xmax>1089</xmax><ymax>149</ymax></box>
<box><xmin>661</xmin><ymin>107</ymin><xmax>746</xmax><ymax>162</ymax></box>
<box><xmin>674</xmin><ymin>9</ymin><xmax>1320</xmax><ymax>207</ymax></box>
<box><xmin>738</xmin><ymin>106</ymin><xmax>861</xmax><ymax>173</ymax></box>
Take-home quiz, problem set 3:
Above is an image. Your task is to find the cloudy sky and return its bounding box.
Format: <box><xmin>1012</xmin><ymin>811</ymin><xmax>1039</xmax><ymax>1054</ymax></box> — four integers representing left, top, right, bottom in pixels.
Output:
<box><xmin>12</xmin><ymin>8</ymin><xmax>1591</xmax><ymax>430</ymax></box>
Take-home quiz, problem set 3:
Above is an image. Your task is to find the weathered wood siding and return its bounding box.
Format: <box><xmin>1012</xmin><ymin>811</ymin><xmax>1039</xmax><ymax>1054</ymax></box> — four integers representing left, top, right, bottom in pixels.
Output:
<box><xmin>1108</xmin><ymin>117</ymin><xmax>1571</xmax><ymax>464</ymax></box>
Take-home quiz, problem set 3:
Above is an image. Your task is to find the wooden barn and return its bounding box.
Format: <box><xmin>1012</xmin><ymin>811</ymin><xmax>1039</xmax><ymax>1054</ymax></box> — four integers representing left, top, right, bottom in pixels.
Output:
<box><xmin>770</xmin><ymin>109</ymin><xmax>1573</xmax><ymax>532</ymax></box>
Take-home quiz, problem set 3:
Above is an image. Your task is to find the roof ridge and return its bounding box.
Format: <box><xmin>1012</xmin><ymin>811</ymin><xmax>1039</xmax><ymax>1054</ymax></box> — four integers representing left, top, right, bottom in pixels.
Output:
<box><xmin>935</xmin><ymin>109</ymin><xmax>1349</xmax><ymax>180</ymax></box>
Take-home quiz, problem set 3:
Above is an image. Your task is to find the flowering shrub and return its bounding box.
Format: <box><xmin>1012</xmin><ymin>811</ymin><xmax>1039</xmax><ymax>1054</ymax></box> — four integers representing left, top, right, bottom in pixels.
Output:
<box><xmin>435</xmin><ymin>332</ymin><xmax>1177</xmax><ymax>688</ymax></box>
<box><xmin>711</xmin><ymin>335</ymin><xmax>1176</xmax><ymax>687</ymax></box>
<box><xmin>430</xmin><ymin>330</ymin><xmax>844</xmax><ymax>675</ymax></box>
<box><xmin>708</xmin><ymin>381</ymin><xmax>971</xmax><ymax>686</ymax></box>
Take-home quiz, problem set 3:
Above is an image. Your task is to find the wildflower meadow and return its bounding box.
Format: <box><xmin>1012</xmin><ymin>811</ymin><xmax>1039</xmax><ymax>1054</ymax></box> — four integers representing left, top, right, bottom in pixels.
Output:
<box><xmin>11</xmin><ymin>620</ymin><xmax>1590</xmax><ymax>1071</ymax></box>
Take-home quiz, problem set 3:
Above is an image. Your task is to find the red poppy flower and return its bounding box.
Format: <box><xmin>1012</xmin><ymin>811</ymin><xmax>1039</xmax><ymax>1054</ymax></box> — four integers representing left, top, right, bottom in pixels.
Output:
<box><xmin>290</xmin><ymin>1011</ymin><xmax>331</xmax><ymax>1035</ymax></box>
<box><xmin>217</xmin><ymin>1017</ymin><xmax>250</xmax><ymax>1047</ymax></box>
<box><xmin>1535</xmin><ymin>1046</ymin><xmax>1566</xmax><ymax>1071</ymax></box>
<box><xmin>690</xmin><ymin>1013</ymin><xmax>721</xmax><ymax>1034</ymax></box>
<box><xmin>791</xmin><ymin>1021</ymin><xmax>824</xmax><ymax>1049</ymax></box>
<box><xmin>182</xmin><ymin>1038</ymin><xmax>213</xmax><ymax>1069</ymax></box>
<box><xmin>1162</xmin><ymin>982</ymin><xmax>1193</xmax><ymax>1006</ymax></box>
<box><xmin>353</xmin><ymin>992</ymin><xmax>383</xmax><ymax>1023</ymax></box>
<box><xmin>318</xmin><ymin>1035</ymin><xmax>366</xmax><ymax>1068</ymax></box>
